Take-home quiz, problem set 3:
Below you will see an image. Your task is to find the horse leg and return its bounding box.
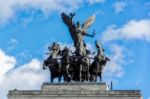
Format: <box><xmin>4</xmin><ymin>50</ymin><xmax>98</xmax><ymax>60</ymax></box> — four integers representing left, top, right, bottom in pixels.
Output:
<box><xmin>83</xmin><ymin>72</ymin><xmax>87</xmax><ymax>81</ymax></box>
<box><xmin>87</xmin><ymin>66</ymin><xmax>90</xmax><ymax>81</ymax></box>
<box><xmin>85</xmin><ymin>72</ymin><xmax>88</xmax><ymax>81</ymax></box>
<box><xmin>71</xmin><ymin>71</ymin><xmax>74</xmax><ymax>81</ymax></box>
<box><xmin>62</xmin><ymin>72</ymin><xmax>66</xmax><ymax>82</ymax></box>
<box><xmin>50</xmin><ymin>69</ymin><xmax>53</xmax><ymax>83</ymax></box>
<box><xmin>84</xmin><ymin>73</ymin><xmax>86</xmax><ymax>82</ymax></box>
<box><xmin>89</xmin><ymin>73</ymin><xmax>92</xmax><ymax>81</ymax></box>
<box><xmin>58</xmin><ymin>63</ymin><xmax>61</xmax><ymax>72</ymax></box>
<box><xmin>87</xmin><ymin>72</ymin><xmax>89</xmax><ymax>81</ymax></box>
<box><xmin>81</xmin><ymin>72</ymin><xmax>84</xmax><ymax>82</ymax></box>
<box><xmin>79</xmin><ymin>65</ymin><xmax>82</xmax><ymax>82</ymax></box>
<box><xmin>65</xmin><ymin>72</ymin><xmax>69</xmax><ymax>82</ymax></box>
<box><xmin>63</xmin><ymin>69</ymin><xmax>69</xmax><ymax>82</ymax></box>
<box><xmin>87</xmin><ymin>59</ymin><xmax>90</xmax><ymax>81</ymax></box>
<box><xmin>94</xmin><ymin>75</ymin><xmax>97</xmax><ymax>82</ymax></box>
<box><xmin>51</xmin><ymin>76</ymin><xmax>54</xmax><ymax>83</ymax></box>
<box><xmin>100</xmin><ymin>72</ymin><xmax>102</xmax><ymax>82</ymax></box>
<box><xmin>66</xmin><ymin>65</ymin><xmax>71</xmax><ymax>78</ymax></box>
<box><xmin>58</xmin><ymin>76</ymin><xmax>61</xmax><ymax>83</ymax></box>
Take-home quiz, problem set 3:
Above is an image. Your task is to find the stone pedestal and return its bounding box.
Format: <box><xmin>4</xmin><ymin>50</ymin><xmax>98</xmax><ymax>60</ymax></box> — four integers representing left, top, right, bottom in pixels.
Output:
<box><xmin>8</xmin><ymin>83</ymin><xmax>142</xmax><ymax>99</ymax></box>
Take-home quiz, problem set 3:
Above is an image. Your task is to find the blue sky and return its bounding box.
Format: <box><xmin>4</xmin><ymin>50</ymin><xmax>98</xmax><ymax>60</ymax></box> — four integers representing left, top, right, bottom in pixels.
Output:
<box><xmin>0</xmin><ymin>0</ymin><xmax>150</xmax><ymax>99</ymax></box>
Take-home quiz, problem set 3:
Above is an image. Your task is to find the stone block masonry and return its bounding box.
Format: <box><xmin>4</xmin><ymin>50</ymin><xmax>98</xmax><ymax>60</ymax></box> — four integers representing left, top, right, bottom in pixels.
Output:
<box><xmin>8</xmin><ymin>83</ymin><xmax>142</xmax><ymax>99</ymax></box>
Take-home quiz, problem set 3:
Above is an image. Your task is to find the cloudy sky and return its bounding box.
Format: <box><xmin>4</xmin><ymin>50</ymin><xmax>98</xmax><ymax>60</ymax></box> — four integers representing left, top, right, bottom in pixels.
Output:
<box><xmin>0</xmin><ymin>0</ymin><xmax>150</xmax><ymax>99</ymax></box>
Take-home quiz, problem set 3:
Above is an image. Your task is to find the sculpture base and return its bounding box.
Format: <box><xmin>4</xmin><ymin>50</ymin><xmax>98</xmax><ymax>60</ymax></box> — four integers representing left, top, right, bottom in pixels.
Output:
<box><xmin>8</xmin><ymin>82</ymin><xmax>142</xmax><ymax>99</ymax></box>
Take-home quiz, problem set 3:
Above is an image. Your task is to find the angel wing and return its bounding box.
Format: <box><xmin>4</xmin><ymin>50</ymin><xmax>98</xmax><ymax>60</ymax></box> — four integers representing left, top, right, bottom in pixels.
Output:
<box><xmin>81</xmin><ymin>14</ymin><xmax>96</xmax><ymax>33</ymax></box>
<box><xmin>61</xmin><ymin>12</ymin><xmax>73</xmax><ymax>27</ymax></box>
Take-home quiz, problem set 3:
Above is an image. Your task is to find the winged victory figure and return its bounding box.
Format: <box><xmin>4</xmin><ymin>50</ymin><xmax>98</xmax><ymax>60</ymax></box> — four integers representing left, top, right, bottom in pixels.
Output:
<box><xmin>61</xmin><ymin>12</ymin><xmax>96</xmax><ymax>56</ymax></box>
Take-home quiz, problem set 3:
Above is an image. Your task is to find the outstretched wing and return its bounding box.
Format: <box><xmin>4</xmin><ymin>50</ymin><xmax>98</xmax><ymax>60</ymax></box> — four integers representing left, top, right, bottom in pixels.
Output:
<box><xmin>61</xmin><ymin>12</ymin><xmax>73</xmax><ymax>27</ymax></box>
<box><xmin>81</xmin><ymin>14</ymin><xmax>96</xmax><ymax>33</ymax></box>
<box><xmin>61</xmin><ymin>12</ymin><xmax>76</xmax><ymax>42</ymax></box>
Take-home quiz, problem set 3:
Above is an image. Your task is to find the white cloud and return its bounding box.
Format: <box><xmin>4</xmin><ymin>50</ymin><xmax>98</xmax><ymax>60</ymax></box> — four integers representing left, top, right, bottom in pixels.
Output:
<box><xmin>1</xmin><ymin>59</ymin><xmax>48</xmax><ymax>90</ymax></box>
<box><xmin>113</xmin><ymin>1</ymin><xmax>127</xmax><ymax>13</ymax></box>
<box><xmin>101</xmin><ymin>19</ymin><xmax>150</xmax><ymax>79</ymax></box>
<box><xmin>101</xmin><ymin>19</ymin><xmax>150</xmax><ymax>43</ymax></box>
<box><xmin>103</xmin><ymin>44</ymin><xmax>126</xmax><ymax>78</ymax></box>
<box><xmin>0</xmin><ymin>0</ymin><xmax>105</xmax><ymax>25</ymax></box>
<box><xmin>0</xmin><ymin>49</ymin><xmax>16</xmax><ymax>77</ymax></box>
<box><xmin>0</xmin><ymin>49</ymin><xmax>49</xmax><ymax>99</ymax></box>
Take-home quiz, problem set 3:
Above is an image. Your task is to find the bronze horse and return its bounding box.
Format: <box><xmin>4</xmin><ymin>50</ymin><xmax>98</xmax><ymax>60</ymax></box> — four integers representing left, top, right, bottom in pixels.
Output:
<box><xmin>43</xmin><ymin>43</ymin><xmax>62</xmax><ymax>83</ymax></box>
<box><xmin>79</xmin><ymin>56</ymin><xmax>90</xmax><ymax>82</ymax></box>
<box><xmin>43</xmin><ymin>57</ymin><xmax>62</xmax><ymax>83</ymax></box>
<box><xmin>60</xmin><ymin>47</ymin><xmax>72</xmax><ymax>82</ymax></box>
<box><xmin>90</xmin><ymin>56</ymin><xmax>110</xmax><ymax>82</ymax></box>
